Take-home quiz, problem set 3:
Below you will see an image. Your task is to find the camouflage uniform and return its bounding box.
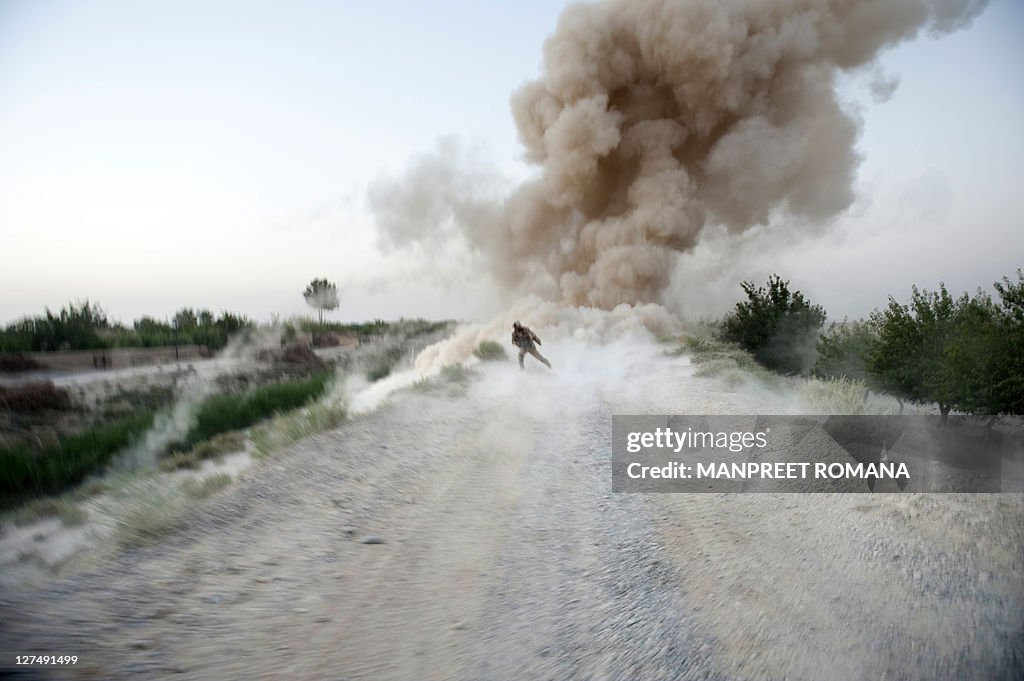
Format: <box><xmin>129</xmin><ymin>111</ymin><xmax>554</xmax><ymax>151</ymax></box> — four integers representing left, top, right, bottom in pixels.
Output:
<box><xmin>512</xmin><ymin>323</ymin><xmax>551</xmax><ymax>369</ymax></box>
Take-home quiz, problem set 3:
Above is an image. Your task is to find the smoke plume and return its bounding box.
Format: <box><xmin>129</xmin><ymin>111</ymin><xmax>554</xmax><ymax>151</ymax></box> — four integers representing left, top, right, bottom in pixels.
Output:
<box><xmin>371</xmin><ymin>0</ymin><xmax>986</xmax><ymax>312</ymax></box>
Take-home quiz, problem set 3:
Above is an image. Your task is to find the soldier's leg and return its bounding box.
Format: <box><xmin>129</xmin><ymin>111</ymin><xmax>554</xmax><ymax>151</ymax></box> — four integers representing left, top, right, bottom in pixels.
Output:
<box><xmin>518</xmin><ymin>347</ymin><xmax>526</xmax><ymax>369</ymax></box>
<box><xmin>528</xmin><ymin>346</ymin><xmax>552</xmax><ymax>369</ymax></box>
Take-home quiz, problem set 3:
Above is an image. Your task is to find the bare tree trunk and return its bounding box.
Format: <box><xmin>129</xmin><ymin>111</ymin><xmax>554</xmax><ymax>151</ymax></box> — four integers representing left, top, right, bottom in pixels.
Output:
<box><xmin>939</xmin><ymin>403</ymin><xmax>951</xmax><ymax>426</ymax></box>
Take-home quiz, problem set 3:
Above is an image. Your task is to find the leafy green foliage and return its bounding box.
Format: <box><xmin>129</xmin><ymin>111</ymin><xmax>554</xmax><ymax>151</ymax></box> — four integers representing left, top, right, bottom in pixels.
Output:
<box><xmin>0</xmin><ymin>302</ymin><xmax>252</xmax><ymax>352</ymax></box>
<box><xmin>868</xmin><ymin>285</ymin><xmax>961</xmax><ymax>417</ymax></box>
<box><xmin>814</xmin><ymin>319</ymin><xmax>878</xmax><ymax>383</ymax></box>
<box><xmin>718</xmin><ymin>275</ymin><xmax>826</xmax><ymax>375</ymax></box>
<box><xmin>865</xmin><ymin>273</ymin><xmax>1024</xmax><ymax>418</ymax></box>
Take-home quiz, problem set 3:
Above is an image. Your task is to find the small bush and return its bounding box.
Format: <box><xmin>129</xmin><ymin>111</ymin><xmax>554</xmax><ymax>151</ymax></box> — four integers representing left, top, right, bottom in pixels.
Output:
<box><xmin>719</xmin><ymin>274</ymin><xmax>826</xmax><ymax>375</ymax></box>
<box><xmin>473</xmin><ymin>340</ymin><xmax>507</xmax><ymax>361</ymax></box>
<box><xmin>182</xmin><ymin>473</ymin><xmax>232</xmax><ymax>499</ymax></box>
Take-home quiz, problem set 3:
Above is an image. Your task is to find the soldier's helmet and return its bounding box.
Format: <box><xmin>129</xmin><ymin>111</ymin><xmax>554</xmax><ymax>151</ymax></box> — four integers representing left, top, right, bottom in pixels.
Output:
<box><xmin>513</xmin><ymin>321</ymin><xmax>521</xmax><ymax>329</ymax></box>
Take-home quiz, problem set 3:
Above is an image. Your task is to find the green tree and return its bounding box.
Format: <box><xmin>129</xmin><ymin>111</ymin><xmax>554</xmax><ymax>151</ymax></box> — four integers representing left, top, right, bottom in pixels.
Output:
<box><xmin>814</xmin><ymin>318</ymin><xmax>878</xmax><ymax>384</ymax></box>
<box><xmin>868</xmin><ymin>284</ymin><xmax>961</xmax><ymax>421</ymax></box>
<box><xmin>173</xmin><ymin>308</ymin><xmax>198</xmax><ymax>331</ymax></box>
<box><xmin>987</xmin><ymin>270</ymin><xmax>1024</xmax><ymax>415</ymax></box>
<box><xmin>303</xmin><ymin>278</ymin><xmax>340</xmax><ymax>325</ymax></box>
<box><xmin>719</xmin><ymin>274</ymin><xmax>826</xmax><ymax>374</ymax></box>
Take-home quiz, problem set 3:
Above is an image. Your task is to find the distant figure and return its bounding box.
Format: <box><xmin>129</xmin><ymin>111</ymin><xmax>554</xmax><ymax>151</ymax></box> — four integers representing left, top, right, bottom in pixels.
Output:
<box><xmin>511</xmin><ymin>321</ymin><xmax>551</xmax><ymax>370</ymax></box>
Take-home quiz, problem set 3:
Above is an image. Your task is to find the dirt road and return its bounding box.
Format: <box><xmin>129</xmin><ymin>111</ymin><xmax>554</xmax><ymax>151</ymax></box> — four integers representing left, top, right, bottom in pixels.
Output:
<box><xmin>2</xmin><ymin>341</ymin><xmax>1022</xmax><ymax>680</ymax></box>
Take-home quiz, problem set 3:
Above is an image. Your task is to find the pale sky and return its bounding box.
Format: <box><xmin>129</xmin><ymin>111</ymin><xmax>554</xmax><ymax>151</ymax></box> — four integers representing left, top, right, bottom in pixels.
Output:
<box><xmin>1</xmin><ymin>0</ymin><xmax>1022</xmax><ymax>326</ymax></box>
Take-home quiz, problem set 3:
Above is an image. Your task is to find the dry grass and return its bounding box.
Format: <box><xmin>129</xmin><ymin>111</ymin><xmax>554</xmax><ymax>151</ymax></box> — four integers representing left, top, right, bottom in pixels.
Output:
<box><xmin>113</xmin><ymin>479</ymin><xmax>189</xmax><ymax>547</ymax></box>
<box><xmin>251</xmin><ymin>401</ymin><xmax>346</xmax><ymax>458</ymax></box>
<box><xmin>159</xmin><ymin>431</ymin><xmax>247</xmax><ymax>472</ymax></box>
<box><xmin>473</xmin><ymin>340</ymin><xmax>507</xmax><ymax>361</ymax></box>
<box><xmin>7</xmin><ymin>497</ymin><xmax>87</xmax><ymax>527</ymax></box>
<box><xmin>182</xmin><ymin>472</ymin><xmax>232</xmax><ymax>499</ymax></box>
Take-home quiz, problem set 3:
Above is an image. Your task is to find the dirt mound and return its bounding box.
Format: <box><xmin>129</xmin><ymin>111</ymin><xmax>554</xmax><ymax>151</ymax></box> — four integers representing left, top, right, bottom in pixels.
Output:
<box><xmin>257</xmin><ymin>343</ymin><xmax>327</xmax><ymax>369</ymax></box>
<box><xmin>0</xmin><ymin>354</ymin><xmax>43</xmax><ymax>373</ymax></box>
<box><xmin>0</xmin><ymin>381</ymin><xmax>72</xmax><ymax>412</ymax></box>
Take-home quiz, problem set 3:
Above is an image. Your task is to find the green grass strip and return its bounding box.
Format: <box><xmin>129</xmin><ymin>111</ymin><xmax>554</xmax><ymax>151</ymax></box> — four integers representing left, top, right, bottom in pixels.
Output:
<box><xmin>0</xmin><ymin>411</ymin><xmax>154</xmax><ymax>506</ymax></box>
<box><xmin>182</xmin><ymin>371</ymin><xmax>332</xmax><ymax>448</ymax></box>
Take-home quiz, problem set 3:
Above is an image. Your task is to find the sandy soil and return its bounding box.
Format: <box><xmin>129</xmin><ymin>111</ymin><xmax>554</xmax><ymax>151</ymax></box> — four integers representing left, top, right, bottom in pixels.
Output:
<box><xmin>0</xmin><ymin>339</ymin><xmax>1021</xmax><ymax>680</ymax></box>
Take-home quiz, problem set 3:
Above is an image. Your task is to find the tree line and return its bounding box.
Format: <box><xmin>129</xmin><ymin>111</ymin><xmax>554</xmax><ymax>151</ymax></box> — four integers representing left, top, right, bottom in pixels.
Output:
<box><xmin>719</xmin><ymin>270</ymin><xmax>1024</xmax><ymax>418</ymax></box>
<box><xmin>0</xmin><ymin>301</ymin><xmax>252</xmax><ymax>353</ymax></box>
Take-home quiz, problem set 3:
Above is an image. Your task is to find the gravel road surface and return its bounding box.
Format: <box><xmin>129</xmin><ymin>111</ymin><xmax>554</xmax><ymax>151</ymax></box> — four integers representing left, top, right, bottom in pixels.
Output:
<box><xmin>1</xmin><ymin>341</ymin><xmax>1021</xmax><ymax>680</ymax></box>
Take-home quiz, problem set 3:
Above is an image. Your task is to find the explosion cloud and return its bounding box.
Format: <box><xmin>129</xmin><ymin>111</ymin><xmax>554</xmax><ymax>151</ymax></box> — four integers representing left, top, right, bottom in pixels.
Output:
<box><xmin>371</xmin><ymin>0</ymin><xmax>986</xmax><ymax>312</ymax></box>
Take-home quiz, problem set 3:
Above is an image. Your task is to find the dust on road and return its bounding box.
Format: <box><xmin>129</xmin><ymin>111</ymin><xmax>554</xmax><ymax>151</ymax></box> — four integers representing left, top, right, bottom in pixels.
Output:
<box><xmin>1</xmin><ymin>340</ymin><xmax>1021</xmax><ymax>680</ymax></box>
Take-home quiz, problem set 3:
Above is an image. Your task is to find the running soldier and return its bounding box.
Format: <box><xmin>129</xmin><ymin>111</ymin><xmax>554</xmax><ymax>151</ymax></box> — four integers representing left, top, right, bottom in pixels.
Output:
<box><xmin>511</xmin><ymin>321</ymin><xmax>552</xmax><ymax>370</ymax></box>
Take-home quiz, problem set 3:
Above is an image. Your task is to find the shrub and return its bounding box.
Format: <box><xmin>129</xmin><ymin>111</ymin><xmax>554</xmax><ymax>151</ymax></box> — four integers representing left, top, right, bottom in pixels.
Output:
<box><xmin>814</xmin><ymin>319</ymin><xmax>878</xmax><ymax>383</ymax></box>
<box><xmin>719</xmin><ymin>274</ymin><xmax>826</xmax><ymax>375</ymax></box>
<box><xmin>473</xmin><ymin>340</ymin><xmax>507</xmax><ymax>361</ymax></box>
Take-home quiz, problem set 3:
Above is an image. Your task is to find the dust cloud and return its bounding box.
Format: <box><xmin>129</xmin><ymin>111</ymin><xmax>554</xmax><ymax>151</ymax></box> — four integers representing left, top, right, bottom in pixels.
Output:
<box><xmin>370</xmin><ymin>0</ymin><xmax>985</xmax><ymax>358</ymax></box>
<box><xmin>118</xmin><ymin>328</ymin><xmax>285</xmax><ymax>470</ymax></box>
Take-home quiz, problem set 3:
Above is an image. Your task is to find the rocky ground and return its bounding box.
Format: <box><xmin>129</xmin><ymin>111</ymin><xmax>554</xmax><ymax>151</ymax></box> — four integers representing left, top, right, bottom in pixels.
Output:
<box><xmin>0</xmin><ymin>339</ymin><xmax>1020</xmax><ymax>680</ymax></box>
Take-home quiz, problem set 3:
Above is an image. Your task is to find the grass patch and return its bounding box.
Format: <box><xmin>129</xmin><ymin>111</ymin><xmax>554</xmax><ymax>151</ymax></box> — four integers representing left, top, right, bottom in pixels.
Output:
<box><xmin>8</xmin><ymin>497</ymin><xmax>87</xmax><ymax>527</ymax></box>
<box><xmin>180</xmin><ymin>372</ymin><xmax>332</xmax><ymax>449</ymax></box>
<box><xmin>182</xmin><ymin>472</ymin><xmax>232</xmax><ymax>499</ymax></box>
<box><xmin>796</xmin><ymin>376</ymin><xmax>897</xmax><ymax>415</ymax></box>
<box><xmin>69</xmin><ymin>477</ymin><xmax>110</xmax><ymax>501</ymax></box>
<box><xmin>439</xmin><ymin>363</ymin><xmax>472</xmax><ymax>383</ymax></box>
<box><xmin>159</xmin><ymin>431</ymin><xmax>246</xmax><ymax>472</ymax></box>
<box><xmin>409</xmin><ymin>364</ymin><xmax>475</xmax><ymax>394</ymax></box>
<box><xmin>473</xmin><ymin>340</ymin><xmax>507</xmax><ymax>361</ymax></box>
<box><xmin>109</xmin><ymin>477</ymin><xmax>190</xmax><ymax>547</ymax></box>
<box><xmin>0</xmin><ymin>410</ymin><xmax>154</xmax><ymax>507</ymax></box>
<box><xmin>117</xmin><ymin>501</ymin><xmax>185</xmax><ymax>546</ymax></box>
<box><xmin>158</xmin><ymin>450</ymin><xmax>200</xmax><ymax>472</ymax></box>
<box><xmin>251</xmin><ymin>401</ymin><xmax>347</xmax><ymax>458</ymax></box>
